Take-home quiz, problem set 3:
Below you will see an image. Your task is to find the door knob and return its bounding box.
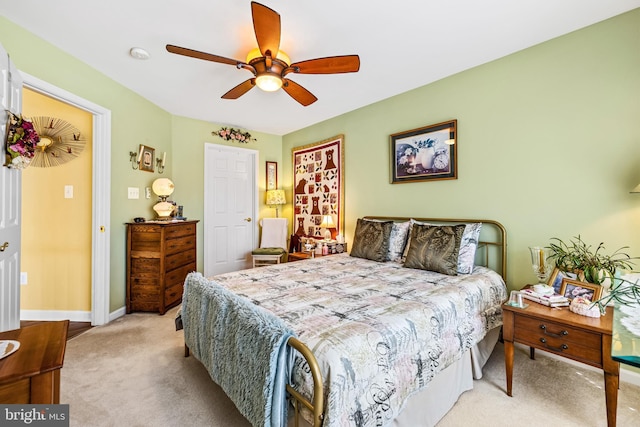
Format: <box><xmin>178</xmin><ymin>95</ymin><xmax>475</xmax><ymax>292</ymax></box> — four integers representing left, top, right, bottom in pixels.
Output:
<box><xmin>0</xmin><ymin>242</ymin><xmax>8</xmax><ymax>252</ymax></box>
<box><xmin>244</xmin><ymin>217</ymin><xmax>252</xmax><ymax>222</ymax></box>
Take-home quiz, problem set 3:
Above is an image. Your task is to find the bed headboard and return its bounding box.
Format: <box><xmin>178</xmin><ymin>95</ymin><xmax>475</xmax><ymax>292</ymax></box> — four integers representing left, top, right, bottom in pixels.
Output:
<box><xmin>363</xmin><ymin>216</ymin><xmax>507</xmax><ymax>279</ymax></box>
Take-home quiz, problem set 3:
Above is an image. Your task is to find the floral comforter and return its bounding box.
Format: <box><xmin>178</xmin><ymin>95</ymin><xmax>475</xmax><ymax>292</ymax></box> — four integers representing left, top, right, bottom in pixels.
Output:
<box><xmin>209</xmin><ymin>254</ymin><xmax>506</xmax><ymax>427</ymax></box>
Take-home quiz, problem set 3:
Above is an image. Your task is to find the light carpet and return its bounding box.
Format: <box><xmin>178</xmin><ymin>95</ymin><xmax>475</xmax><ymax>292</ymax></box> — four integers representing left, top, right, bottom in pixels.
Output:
<box><xmin>61</xmin><ymin>306</ymin><xmax>640</xmax><ymax>427</ymax></box>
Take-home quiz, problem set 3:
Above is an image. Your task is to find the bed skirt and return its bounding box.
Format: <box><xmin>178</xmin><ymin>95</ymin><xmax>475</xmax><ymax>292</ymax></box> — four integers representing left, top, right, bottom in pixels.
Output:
<box><xmin>392</xmin><ymin>326</ymin><xmax>500</xmax><ymax>427</ymax></box>
<box><xmin>289</xmin><ymin>326</ymin><xmax>501</xmax><ymax>427</ymax></box>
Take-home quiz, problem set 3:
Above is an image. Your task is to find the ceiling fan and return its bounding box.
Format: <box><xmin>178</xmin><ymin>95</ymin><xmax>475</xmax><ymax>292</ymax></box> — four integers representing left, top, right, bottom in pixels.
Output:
<box><xmin>166</xmin><ymin>1</ymin><xmax>360</xmax><ymax>106</ymax></box>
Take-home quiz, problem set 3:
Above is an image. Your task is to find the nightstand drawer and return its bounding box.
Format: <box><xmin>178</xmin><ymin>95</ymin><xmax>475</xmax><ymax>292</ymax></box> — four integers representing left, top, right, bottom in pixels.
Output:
<box><xmin>515</xmin><ymin>315</ymin><xmax>602</xmax><ymax>364</ymax></box>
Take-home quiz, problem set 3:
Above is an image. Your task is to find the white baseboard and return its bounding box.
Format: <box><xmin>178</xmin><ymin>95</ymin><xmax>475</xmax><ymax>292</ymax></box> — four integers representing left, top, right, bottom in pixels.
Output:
<box><xmin>20</xmin><ymin>306</ymin><xmax>127</xmax><ymax>325</ymax></box>
<box><xmin>514</xmin><ymin>342</ymin><xmax>640</xmax><ymax>387</ymax></box>
<box><xmin>109</xmin><ymin>306</ymin><xmax>126</xmax><ymax>322</ymax></box>
<box><xmin>20</xmin><ymin>310</ymin><xmax>91</xmax><ymax>322</ymax></box>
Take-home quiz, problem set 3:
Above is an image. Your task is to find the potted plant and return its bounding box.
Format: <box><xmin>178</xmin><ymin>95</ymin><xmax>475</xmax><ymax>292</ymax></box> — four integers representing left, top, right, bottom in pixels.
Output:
<box><xmin>547</xmin><ymin>236</ymin><xmax>638</xmax><ymax>312</ymax></box>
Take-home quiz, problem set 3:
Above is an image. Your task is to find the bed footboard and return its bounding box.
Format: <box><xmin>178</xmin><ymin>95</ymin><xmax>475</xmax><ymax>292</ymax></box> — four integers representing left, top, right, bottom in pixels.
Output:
<box><xmin>286</xmin><ymin>337</ymin><xmax>324</xmax><ymax>427</ymax></box>
<box><xmin>183</xmin><ymin>337</ymin><xmax>324</xmax><ymax>427</ymax></box>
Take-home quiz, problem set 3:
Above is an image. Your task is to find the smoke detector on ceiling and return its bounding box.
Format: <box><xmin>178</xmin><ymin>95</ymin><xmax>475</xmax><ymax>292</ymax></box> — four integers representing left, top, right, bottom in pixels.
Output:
<box><xmin>129</xmin><ymin>47</ymin><xmax>150</xmax><ymax>60</ymax></box>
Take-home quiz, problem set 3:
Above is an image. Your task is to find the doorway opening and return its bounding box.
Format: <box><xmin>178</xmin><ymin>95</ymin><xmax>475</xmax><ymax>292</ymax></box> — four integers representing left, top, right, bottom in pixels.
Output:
<box><xmin>22</xmin><ymin>72</ymin><xmax>111</xmax><ymax>326</ymax></box>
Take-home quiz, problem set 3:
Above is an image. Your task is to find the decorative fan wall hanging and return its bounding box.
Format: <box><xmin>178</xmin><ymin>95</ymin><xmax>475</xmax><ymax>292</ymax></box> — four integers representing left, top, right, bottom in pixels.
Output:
<box><xmin>30</xmin><ymin>116</ymin><xmax>86</xmax><ymax>167</ymax></box>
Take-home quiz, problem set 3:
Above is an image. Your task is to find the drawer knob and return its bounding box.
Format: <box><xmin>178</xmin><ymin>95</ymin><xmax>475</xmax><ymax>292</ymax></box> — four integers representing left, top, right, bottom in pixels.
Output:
<box><xmin>539</xmin><ymin>324</ymin><xmax>568</xmax><ymax>338</ymax></box>
<box><xmin>540</xmin><ymin>337</ymin><xmax>568</xmax><ymax>352</ymax></box>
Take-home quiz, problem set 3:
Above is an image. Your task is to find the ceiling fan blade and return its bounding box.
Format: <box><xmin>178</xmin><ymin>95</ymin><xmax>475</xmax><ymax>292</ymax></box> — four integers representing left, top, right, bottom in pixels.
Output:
<box><xmin>282</xmin><ymin>79</ymin><xmax>318</xmax><ymax>106</ymax></box>
<box><xmin>221</xmin><ymin>79</ymin><xmax>256</xmax><ymax>99</ymax></box>
<box><xmin>251</xmin><ymin>2</ymin><xmax>281</xmax><ymax>57</ymax></box>
<box><xmin>166</xmin><ymin>44</ymin><xmax>242</xmax><ymax>67</ymax></box>
<box><xmin>290</xmin><ymin>55</ymin><xmax>360</xmax><ymax>74</ymax></box>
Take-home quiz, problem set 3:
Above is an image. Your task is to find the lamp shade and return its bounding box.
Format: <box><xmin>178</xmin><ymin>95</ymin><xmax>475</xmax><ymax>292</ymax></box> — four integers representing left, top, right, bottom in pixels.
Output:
<box><xmin>266</xmin><ymin>189</ymin><xmax>286</xmax><ymax>206</ymax></box>
<box><xmin>152</xmin><ymin>178</ymin><xmax>174</xmax><ymax>197</ymax></box>
<box><xmin>631</xmin><ymin>184</ymin><xmax>640</xmax><ymax>193</ymax></box>
<box><xmin>320</xmin><ymin>215</ymin><xmax>335</xmax><ymax>229</ymax></box>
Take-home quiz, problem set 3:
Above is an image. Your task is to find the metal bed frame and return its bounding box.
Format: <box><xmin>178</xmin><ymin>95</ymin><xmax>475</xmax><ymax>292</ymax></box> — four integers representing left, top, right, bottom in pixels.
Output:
<box><xmin>186</xmin><ymin>216</ymin><xmax>507</xmax><ymax>427</ymax></box>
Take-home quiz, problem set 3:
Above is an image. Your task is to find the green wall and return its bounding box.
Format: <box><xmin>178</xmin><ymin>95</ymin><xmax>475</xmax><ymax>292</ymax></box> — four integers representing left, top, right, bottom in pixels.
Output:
<box><xmin>283</xmin><ymin>9</ymin><xmax>640</xmax><ymax>289</ymax></box>
<box><xmin>0</xmin><ymin>17</ymin><xmax>283</xmax><ymax>312</ymax></box>
<box><xmin>2</xmin><ymin>9</ymin><xmax>640</xmax><ymax>312</ymax></box>
<box><xmin>170</xmin><ymin>115</ymin><xmax>283</xmax><ymax>271</ymax></box>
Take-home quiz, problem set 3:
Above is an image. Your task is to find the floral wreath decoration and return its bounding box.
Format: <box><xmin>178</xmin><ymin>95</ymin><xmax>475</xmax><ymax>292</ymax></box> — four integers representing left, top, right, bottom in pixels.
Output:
<box><xmin>212</xmin><ymin>127</ymin><xmax>256</xmax><ymax>143</ymax></box>
<box><xmin>4</xmin><ymin>111</ymin><xmax>40</xmax><ymax>169</ymax></box>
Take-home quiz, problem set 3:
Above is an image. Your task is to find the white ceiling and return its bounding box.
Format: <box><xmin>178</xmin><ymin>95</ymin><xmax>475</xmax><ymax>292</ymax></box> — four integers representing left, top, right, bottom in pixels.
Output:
<box><xmin>2</xmin><ymin>1</ymin><xmax>639</xmax><ymax>135</ymax></box>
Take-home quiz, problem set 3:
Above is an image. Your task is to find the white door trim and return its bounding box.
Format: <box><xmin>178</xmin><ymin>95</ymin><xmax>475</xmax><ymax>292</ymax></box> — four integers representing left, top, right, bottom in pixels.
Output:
<box><xmin>203</xmin><ymin>143</ymin><xmax>258</xmax><ymax>276</ymax></box>
<box><xmin>21</xmin><ymin>71</ymin><xmax>111</xmax><ymax>326</ymax></box>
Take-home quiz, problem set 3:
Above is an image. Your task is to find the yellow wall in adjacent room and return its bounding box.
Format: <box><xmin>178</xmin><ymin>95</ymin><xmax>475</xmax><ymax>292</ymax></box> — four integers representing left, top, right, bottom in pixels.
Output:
<box><xmin>20</xmin><ymin>88</ymin><xmax>93</xmax><ymax>312</ymax></box>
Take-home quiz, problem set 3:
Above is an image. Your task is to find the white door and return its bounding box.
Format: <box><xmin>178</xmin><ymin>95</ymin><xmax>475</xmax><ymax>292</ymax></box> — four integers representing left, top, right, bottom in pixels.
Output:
<box><xmin>0</xmin><ymin>47</ymin><xmax>22</xmax><ymax>332</ymax></box>
<box><xmin>203</xmin><ymin>144</ymin><xmax>257</xmax><ymax>276</ymax></box>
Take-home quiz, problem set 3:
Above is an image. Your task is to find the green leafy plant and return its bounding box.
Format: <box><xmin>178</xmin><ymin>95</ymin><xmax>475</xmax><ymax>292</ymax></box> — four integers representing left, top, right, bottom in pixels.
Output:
<box><xmin>547</xmin><ymin>236</ymin><xmax>639</xmax><ymax>313</ymax></box>
<box><xmin>547</xmin><ymin>236</ymin><xmax>635</xmax><ymax>284</ymax></box>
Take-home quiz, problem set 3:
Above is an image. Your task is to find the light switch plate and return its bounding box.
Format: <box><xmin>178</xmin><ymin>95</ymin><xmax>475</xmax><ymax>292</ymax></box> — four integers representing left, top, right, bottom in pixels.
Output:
<box><xmin>128</xmin><ymin>187</ymin><xmax>140</xmax><ymax>199</ymax></box>
<box><xmin>145</xmin><ymin>187</ymin><xmax>151</xmax><ymax>199</ymax></box>
<box><xmin>64</xmin><ymin>185</ymin><xmax>73</xmax><ymax>199</ymax></box>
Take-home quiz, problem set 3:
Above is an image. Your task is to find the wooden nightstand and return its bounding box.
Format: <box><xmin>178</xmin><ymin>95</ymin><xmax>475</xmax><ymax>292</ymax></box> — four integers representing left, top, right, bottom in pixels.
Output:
<box><xmin>502</xmin><ymin>302</ymin><xmax>619</xmax><ymax>427</ymax></box>
<box><xmin>288</xmin><ymin>252</ymin><xmax>324</xmax><ymax>262</ymax></box>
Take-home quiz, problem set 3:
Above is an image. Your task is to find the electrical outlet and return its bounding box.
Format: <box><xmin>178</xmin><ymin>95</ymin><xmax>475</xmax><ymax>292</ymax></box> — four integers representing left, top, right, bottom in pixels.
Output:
<box><xmin>128</xmin><ymin>187</ymin><xmax>140</xmax><ymax>199</ymax></box>
<box><xmin>20</xmin><ymin>272</ymin><xmax>27</xmax><ymax>285</ymax></box>
<box><xmin>145</xmin><ymin>187</ymin><xmax>151</xmax><ymax>199</ymax></box>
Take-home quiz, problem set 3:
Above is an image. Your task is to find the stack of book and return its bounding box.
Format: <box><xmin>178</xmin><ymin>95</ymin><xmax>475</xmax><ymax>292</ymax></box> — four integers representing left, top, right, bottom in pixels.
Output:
<box><xmin>519</xmin><ymin>287</ymin><xmax>570</xmax><ymax>307</ymax></box>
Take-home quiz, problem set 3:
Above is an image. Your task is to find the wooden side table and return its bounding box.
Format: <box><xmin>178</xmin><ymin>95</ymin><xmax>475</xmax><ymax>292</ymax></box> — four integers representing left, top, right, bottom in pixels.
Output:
<box><xmin>288</xmin><ymin>251</ymin><xmax>324</xmax><ymax>262</ymax></box>
<box><xmin>502</xmin><ymin>302</ymin><xmax>619</xmax><ymax>427</ymax></box>
<box><xmin>0</xmin><ymin>320</ymin><xmax>69</xmax><ymax>404</ymax></box>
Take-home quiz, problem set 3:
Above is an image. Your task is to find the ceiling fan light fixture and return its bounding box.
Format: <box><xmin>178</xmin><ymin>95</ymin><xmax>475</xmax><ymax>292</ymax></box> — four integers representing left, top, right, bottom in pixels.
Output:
<box><xmin>255</xmin><ymin>73</ymin><xmax>283</xmax><ymax>92</ymax></box>
<box><xmin>246</xmin><ymin>47</ymin><xmax>290</xmax><ymax>65</ymax></box>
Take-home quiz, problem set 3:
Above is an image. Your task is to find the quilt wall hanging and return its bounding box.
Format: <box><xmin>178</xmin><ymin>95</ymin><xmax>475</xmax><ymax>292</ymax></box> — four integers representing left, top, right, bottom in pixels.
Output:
<box><xmin>292</xmin><ymin>135</ymin><xmax>344</xmax><ymax>240</ymax></box>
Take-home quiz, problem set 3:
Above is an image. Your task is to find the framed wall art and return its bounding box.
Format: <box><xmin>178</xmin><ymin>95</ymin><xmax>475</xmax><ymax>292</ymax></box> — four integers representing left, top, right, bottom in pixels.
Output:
<box><xmin>390</xmin><ymin>119</ymin><xmax>457</xmax><ymax>183</ymax></box>
<box><xmin>560</xmin><ymin>278</ymin><xmax>602</xmax><ymax>302</ymax></box>
<box><xmin>266</xmin><ymin>161</ymin><xmax>278</xmax><ymax>190</ymax></box>
<box><xmin>138</xmin><ymin>144</ymin><xmax>155</xmax><ymax>172</ymax></box>
<box><xmin>292</xmin><ymin>135</ymin><xmax>344</xmax><ymax>240</ymax></box>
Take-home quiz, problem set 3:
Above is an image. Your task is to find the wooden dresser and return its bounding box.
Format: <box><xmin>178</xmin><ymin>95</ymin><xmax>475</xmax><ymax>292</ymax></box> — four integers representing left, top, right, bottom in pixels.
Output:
<box><xmin>126</xmin><ymin>220</ymin><xmax>198</xmax><ymax>314</ymax></box>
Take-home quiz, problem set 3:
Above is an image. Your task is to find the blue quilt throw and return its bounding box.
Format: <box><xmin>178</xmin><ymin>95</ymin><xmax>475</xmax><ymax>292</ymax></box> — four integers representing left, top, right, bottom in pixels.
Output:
<box><xmin>182</xmin><ymin>272</ymin><xmax>295</xmax><ymax>427</ymax></box>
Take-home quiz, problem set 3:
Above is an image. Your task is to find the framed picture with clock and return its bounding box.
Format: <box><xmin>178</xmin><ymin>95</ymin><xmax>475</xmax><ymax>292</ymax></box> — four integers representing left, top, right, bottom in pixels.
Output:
<box><xmin>390</xmin><ymin>119</ymin><xmax>457</xmax><ymax>183</ymax></box>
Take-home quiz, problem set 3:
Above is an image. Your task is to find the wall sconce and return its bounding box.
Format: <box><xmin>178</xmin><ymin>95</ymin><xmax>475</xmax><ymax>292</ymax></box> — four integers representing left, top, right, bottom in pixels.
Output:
<box><xmin>129</xmin><ymin>145</ymin><xmax>167</xmax><ymax>173</ymax></box>
<box><xmin>129</xmin><ymin>147</ymin><xmax>143</xmax><ymax>170</ymax></box>
<box><xmin>156</xmin><ymin>152</ymin><xmax>166</xmax><ymax>174</ymax></box>
<box><xmin>631</xmin><ymin>184</ymin><xmax>640</xmax><ymax>194</ymax></box>
<box><xmin>266</xmin><ymin>189</ymin><xmax>286</xmax><ymax>217</ymax></box>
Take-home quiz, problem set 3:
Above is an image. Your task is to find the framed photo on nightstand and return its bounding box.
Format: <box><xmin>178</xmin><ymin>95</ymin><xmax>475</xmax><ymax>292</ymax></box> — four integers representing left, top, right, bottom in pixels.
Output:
<box><xmin>560</xmin><ymin>278</ymin><xmax>601</xmax><ymax>302</ymax></box>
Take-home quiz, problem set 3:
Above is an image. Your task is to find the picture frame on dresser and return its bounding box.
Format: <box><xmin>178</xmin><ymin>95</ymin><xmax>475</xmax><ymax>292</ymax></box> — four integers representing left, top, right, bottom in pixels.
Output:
<box><xmin>560</xmin><ymin>278</ymin><xmax>601</xmax><ymax>301</ymax></box>
<box><xmin>390</xmin><ymin>119</ymin><xmax>457</xmax><ymax>184</ymax></box>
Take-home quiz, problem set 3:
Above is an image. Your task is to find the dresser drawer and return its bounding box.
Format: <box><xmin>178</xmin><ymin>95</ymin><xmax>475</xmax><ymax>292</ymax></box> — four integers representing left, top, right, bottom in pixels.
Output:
<box><xmin>515</xmin><ymin>315</ymin><xmax>602</xmax><ymax>365</ymax></box>
<box><xmin>165</xmin><ymin>250</ymin><xmax>196</xmax><ymax>271</ymax></box>
<box><xmin>165</xmin><ymin>235</ymin><xmax>197</xmax><ymax>255</ymax></box>
<box><xmin>164</xmin><ymin>223</ymin><xmax>196</xmax><ymax>239</ymax></box>
<box><xmin>165</xmin><ymin>263</ymin><xmax>195</xmax><ymax>288</ymax></box>
<box><xmin>165</xmin><ymin>282</ymin><xmax>183</xmax><ymax>307</ymax></box>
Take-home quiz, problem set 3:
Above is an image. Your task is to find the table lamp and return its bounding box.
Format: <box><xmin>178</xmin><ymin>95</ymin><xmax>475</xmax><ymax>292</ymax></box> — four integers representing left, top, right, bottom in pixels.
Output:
<box><xmin>320</xmin><ymin>215</ymin><xmax>335</xmax><ymax>241</ymax></box>
<box><xmin>152</xmin><ymin>178</ymin><xmax>175</xmax><ymax>219</ymax></box>
<box><xmin>266</xmin><ymin>189</ymin><xmax>286</xmax><ymax>217</ymax></box>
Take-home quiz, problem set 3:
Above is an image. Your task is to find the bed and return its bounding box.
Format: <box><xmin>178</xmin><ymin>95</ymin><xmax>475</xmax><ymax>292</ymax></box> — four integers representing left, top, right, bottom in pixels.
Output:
<box><xmin>179</xmin><ymin>216</ymin><xmax>508</xmax><ymax>427</ymax></box>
